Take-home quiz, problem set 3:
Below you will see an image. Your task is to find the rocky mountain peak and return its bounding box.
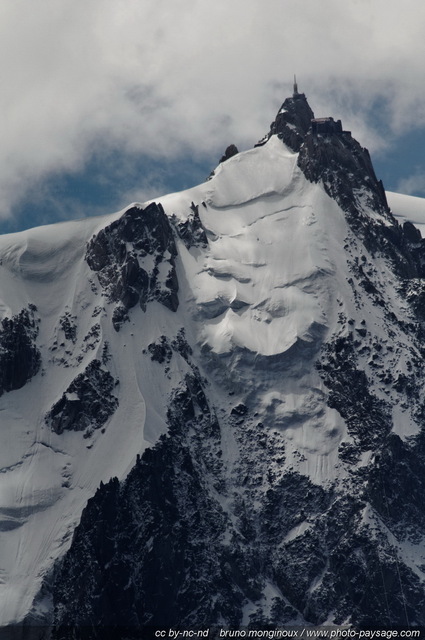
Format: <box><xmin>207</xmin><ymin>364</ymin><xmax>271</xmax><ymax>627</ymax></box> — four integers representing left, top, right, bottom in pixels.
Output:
<box><xmin>266</xmin><ymin>91</ymin><xmax>315</xmax><ymax>152</ymax></box>
<box><xmin>266</xmin><ymin>90</ymin><xmax>389</xmax><ymax>219</ymax></box>
<box><xmin>263</xmin><ymin>90</ymin><xmax>423</xmax><ymax>282</ymax></box>
<box><xmin>4</xmin><ymin>90</ymin><xmax>425</xmax><ymax>632</ymax></box>
<box><xmin>298</xmin><ymin>116</ymin><xmax>390</xmax><ymax>221</ymax></box>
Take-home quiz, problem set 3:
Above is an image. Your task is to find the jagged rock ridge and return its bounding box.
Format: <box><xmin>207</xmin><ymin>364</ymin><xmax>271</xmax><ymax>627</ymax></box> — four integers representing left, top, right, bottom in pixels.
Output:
<box><xmin>265</xmin><ymin>91</ymin><xmax>315</xmax><ymax>152</ymax></box>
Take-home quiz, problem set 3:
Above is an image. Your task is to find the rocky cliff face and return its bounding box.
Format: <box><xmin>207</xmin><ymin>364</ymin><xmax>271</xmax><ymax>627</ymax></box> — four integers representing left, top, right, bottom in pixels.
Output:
<box><xmin>51</xmin><ymin>316</ymin><xmax>425</xmax><ymax>629</ymax></box>
<box><xmin>0</xmin><ymin>305</ymin><xmax>40</xmax><ymax>395</ymax></box>
<box><xmin>7</xmin><ymin>91</ymin><xmax>425</xmax><ymax>632</ymax></box>
<box><xmin>46</xmin><ymin>359</ymin><xmax>119</xmax><ymax>436</ymax></box>
<box><xmin>264</xmin><ymin>93</ymin><xmax>315</xmax><ymax>152</ymax></box>
<box><xmin>86</xmin><ymin>202</ymin><xmax>179</xmax><ymax>330</ymax></box>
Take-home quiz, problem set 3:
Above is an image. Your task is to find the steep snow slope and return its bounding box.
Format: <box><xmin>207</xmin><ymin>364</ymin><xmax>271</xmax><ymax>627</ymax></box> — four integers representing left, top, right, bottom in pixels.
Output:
<box><xmin>158</xmin><ymin>138</ymin><xmax>355</xmax><ymax>483</ymax></box>
<box><xmin>1</xmin><ymin>92</ymin><xmax>425</xmax><ymax>627</ymax></box>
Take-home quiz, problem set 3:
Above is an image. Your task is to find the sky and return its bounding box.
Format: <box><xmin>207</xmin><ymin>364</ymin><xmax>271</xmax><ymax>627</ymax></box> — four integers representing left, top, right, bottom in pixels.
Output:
<box><xmin>1</xmin><ymin>0</ymin><xmax>425</xmax><ymax>233</ymax></box>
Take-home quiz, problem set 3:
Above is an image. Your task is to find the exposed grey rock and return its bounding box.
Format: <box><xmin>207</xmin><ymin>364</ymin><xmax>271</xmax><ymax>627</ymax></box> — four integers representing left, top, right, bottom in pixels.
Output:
<box><xmin>52</xmin><ymin>366</ymin><xmax>236</xmax><ymax>632</ymax></box>
<box><xmin>219</xmin><ymin>144</ymin><xmax>239</xmax><ymax>163</ymax></box>
<box><xmin>147</xmin><ymin>335</ymin><xmax>173</xmax><ymax>364</ymax></box>
<box><xmin>207</xmin><ymin>144</ymin><xmax>240</xmax><ymax>181</ymax></box>
<box><xmin>46</xmin><ymin>359</ymin><xmax>119</xmax><ymax>436</ymax></box>
<box><xmin>265</xmin><ymin>93</ymin><xmax>315</xmax><ymax>152</ymax></box>
<box><xmin>299</xmin><ymin>129</ymin><xmax>390</xmax><ymax>219</ymax></box>
<box><xmin>59</xmin><ymin>311</ymin><xmax>77</xmax><ymax>344</ymax></box>
<box><xmin>172</xmin><ymin>201</ymin><xmax>208</xmax><ymax>249</ymax></box>
<box><xmin>0</xmin><ymin>305</ymin><xmax>41</xmax><ymax>395</ymax></box>
<box><xmin>86</xmin><ymin>202</ymin><xmax>179</xmax><ymax>329</ymax></box>
<box><xmin>403</xmin><ymin>220</ymin><xmax>422</xmax><ymax>244</ymax></box>
<box><xmin>317</xmin><ymin>334</ymin><xmax>392</xmax><ymax>450</ymax></box>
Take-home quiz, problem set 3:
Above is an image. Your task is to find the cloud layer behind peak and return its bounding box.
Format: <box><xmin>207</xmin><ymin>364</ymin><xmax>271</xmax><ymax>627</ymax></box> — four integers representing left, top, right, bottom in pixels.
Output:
<box><xmin>1</xmin><ymin>0</ymin><xmax>425</xmax><ymax>227</ymax></box>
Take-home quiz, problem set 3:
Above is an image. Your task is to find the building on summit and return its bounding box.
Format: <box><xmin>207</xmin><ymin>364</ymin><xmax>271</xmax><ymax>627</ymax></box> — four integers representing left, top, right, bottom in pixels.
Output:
<box><xmin>311</xmin><ymin>117</ymin><xmax>343</xmax><ymax>135</ymax></box>
<box><xmin>293</xmin><ymin>77</ymin><xmax>351</xmax><ymax>137</ymax></box>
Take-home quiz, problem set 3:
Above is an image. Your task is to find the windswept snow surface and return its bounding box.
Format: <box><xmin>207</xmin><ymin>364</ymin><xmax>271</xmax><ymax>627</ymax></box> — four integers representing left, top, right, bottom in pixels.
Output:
<box><xmin>0</xmin><ymin>134</ymin><xmax>424</xmax><ymax>624</ymax></box>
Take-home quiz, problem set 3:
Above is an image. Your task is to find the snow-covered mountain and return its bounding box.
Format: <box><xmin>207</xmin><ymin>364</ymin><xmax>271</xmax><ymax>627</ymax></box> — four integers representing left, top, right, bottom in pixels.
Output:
<box><xmin>2</xmin><ymin>89</ymin><xmax>425</xmax><ymax>632</ymax></box>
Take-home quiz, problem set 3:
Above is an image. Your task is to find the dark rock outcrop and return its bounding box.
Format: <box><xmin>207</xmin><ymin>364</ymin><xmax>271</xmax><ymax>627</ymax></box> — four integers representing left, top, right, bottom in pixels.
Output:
<box><xmin>46</xmin><ymin>359</ymin><xmax>118</xmax><ymax>435</ymax></box>
<box><xmin>52</xmin><ymin>364</ymin><xmax>236</xmax><ymax>634</ymax></box>
<box><xmin>172</xmin><ymin>201</ymin><xmax>208</xmax><ymax>249</ymax></box>
<box><xmin>51</xmin><ymin>387</ymin><xmax>425</xmax><ymax>629</ymax></box>
<box><xmin>298</xmin><ymin>129</ymin><xmax>390</xmax><ymax>222</ymax></box>
<box><xmin>207</xmin><ymin>144</ymin><xmax>239</xmax><ymax>181</ymax></box>
<box><xmin>147</xmin><ymin>335</ymin><xmax>173</xmax><ymax>364</ymax></box>
<box><xmin>147</xmin><ymin>329</ymin><xmax>193</xmax><ymax>366</ymax></box>
<box><xmin>86</xmin><ymin>203</ymin><xmax>179</xmax><ymax>329</ymax></box>
<box><xmin>368</xmin><ymin>431</ymin><xmax>425</xmax><ymax>537</ymax></box>
<box><xmin>219</xmin><ymin>144</ymin><xmax>238</xmax><ymax>163</ymax></box>
<box><xmin>59</xmin><ymin>311</ymin><xmax>77</xmax><ymax>344</ymax></box>
<box><xmin>0</xmin><ymin>305</ymin><xmax>41</xmax><ymax>395</ymax></box>
<box><xmin>401</xmin><ymin>223</ymin><xmax>425</xmax><ymax>278</ymax></box>
<box><xmin>266</xmin><ymin>93</ymin><xmax>315</xmax><ymax>152</ymax></box>
<box><xmin>403</xmin><ymin>220</ymin><xmax>422</xmax><ymax>244</ymax></box>
<box><xmin>317</xmin><ymin>334</ymin><xmax>392</xmax><ymax>450</ymax></box>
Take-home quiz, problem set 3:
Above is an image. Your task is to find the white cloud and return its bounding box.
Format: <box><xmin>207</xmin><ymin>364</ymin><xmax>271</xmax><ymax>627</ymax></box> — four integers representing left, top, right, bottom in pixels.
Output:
<box><xmin>396</xmin><ymin>171</ymin><xmax>425</xmax><ymax>197</ymax></box>
<box><xmin>0</xmin><ymin>0</ymin><xmax>425</xmax><ymax>219</ymax></box>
